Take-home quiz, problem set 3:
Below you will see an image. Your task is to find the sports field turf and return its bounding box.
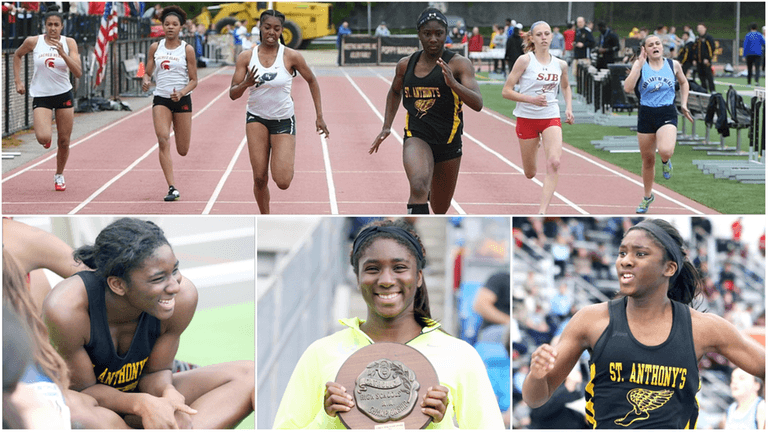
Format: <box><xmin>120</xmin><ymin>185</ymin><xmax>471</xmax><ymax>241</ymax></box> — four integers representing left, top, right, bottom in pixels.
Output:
<box><xmin>177</xmin><ymin>301</ymin><xmax>255</xmax><ymax>429</ymax></box>
<box><xmin>479</xmin><ymin>85</ymin><xmax>765</xmax><ymax>214</ymax></box>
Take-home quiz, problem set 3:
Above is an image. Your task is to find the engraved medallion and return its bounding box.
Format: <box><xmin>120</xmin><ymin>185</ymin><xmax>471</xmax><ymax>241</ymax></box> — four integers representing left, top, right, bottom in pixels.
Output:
<box><xmin>354</xmin><ymin>359</ymin><xmax>420</xmax><ymax>422</ymax></box>
<box><xmin>336</xmin><ymin>343</ymin><xmax>439</xmax><ymax>429</ymax></box>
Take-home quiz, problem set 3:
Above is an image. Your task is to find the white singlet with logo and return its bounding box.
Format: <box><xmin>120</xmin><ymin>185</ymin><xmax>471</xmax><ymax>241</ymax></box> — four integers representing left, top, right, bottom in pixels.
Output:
<box><xmin>29</xmin><ymin>35</ymin><xmax>72</xmax><ymax>98</ymax></box>
<box><xmin>513</xmin><ymin>51</ymin><xmax>562</xmax><ymax>119</ymax></box>
<box><xmin>246</xmin><ymin>43</ymin><xmax>294</xmax><ymax>120</ymax></box>
<box><xmin>153</xmin><ymin>39</ymin><xmax>189</xmax><ymax>98</ymax></box>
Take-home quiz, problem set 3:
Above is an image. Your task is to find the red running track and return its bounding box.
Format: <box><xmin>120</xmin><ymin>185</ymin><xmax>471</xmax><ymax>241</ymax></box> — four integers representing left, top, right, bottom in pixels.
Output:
<box><xmin>2</xmin><ymin>65</ymin><xmax>716</xmax><ymax>215</ymax></box>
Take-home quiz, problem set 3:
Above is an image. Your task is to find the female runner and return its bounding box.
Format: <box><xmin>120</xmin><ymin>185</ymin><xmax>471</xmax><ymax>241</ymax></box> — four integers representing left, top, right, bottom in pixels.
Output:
<box><xmin>623</xmin><ymin>35</ymin><xmax>692</xmax><ymax>213</ymax></box>
<box><xmin>523</xmin><ymin>218</ymin><xmax>765</xmax><ymax>428</ymax></box>
<box><xmin>142</xmin><ymin>5</ymin><xmax>198</xmax><ymax>202</ymax></box>
<box><xmin>370</xmin><ymin>8</ymin><xmax>483</xmax><ymax>215</ymax></box>
<box><xmin>272</xmin><ymin>219</ymin><xmax>505</xmax><ymax>428</ymax></box>
<box><xmin>13</xmin><ymin>7</ymin><xmax>82</xmax><ymax>192</ymax></box>
<box><xmin>501</xmin><ymin>21</ymin><xmax>573</xmax><ymax>215</ymax></box>
<box><xmin>42</xmin><ymin>218</ymin><xmax>255</xmax><ymax>428</ymax></box>
<box><xmin>229</xmin><ymin>9</ymin><xmax>330</xmax><ymax>214</ymax></box>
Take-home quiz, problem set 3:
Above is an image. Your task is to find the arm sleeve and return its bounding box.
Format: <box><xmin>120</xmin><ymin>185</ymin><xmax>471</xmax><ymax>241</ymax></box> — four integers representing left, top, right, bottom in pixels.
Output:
<box><xmin>450</xmin><ymin>344</ymin><xmax>506</xmax><ymax>429</ymax></box>
<box><xmin>272</xmin><ymin>344</ymin><xmax>344</xmax><ymax>429</ymax></box>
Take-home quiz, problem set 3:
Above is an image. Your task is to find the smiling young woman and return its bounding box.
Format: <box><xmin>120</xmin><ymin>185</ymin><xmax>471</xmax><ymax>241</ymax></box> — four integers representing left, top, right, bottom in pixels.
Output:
<box><xmin>42</xmin><ymin>218</ymin><xmax>254</xmax><ymax>428</ymax></box>
<box><xmin>272</xmin><ymin>219</ymin><xmax>505</xmax><ymax>429</ymax></box>
<box><xmin>522</xmin><ymin>218</ymin><xmax>765</xmax><ymax>429</ymax></box>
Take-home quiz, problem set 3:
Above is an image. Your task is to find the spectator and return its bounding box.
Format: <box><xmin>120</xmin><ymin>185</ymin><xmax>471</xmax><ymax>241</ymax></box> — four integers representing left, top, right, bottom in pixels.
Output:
<box><xmin>490</xmin><ymin>23</ymin><xmax>506</xmax><ymax>73</ymax></box>
<box><xmin>563</xmin><ymin>22</ymin><xmax>575</xmax><ymax>64</ymax></box>
<box><xmin>528</xmin><ymin>365</ymin><xmax>588</xmax><ymax>429</ymax></box>
<box><xmin>723</xmin><ymin>368</ymin><xmax>766</xmax><ymax>429</ymax></box>
<box><xmin>194</xmin><ymin>23</ymin><xmax>207</xmax><ymax>68</ymax></box>
<box><xmin>142</xmin><ymin>3</ymin><xmax>160</xmax><ymax>20</ymax></box>
<box><xmin>682</xmin><ymin>24</ymin><xmax>696</xmax><ymax>41</ymax></box>
<box><xmin>549</xmin><ymin>282</ymin><xmax>573</xmax><ymax>321</ymax></box>
<box><xmin>241</xmin><ymin>20</ymin><xmax>253</xmax><ymax>51</ymax></box>
<box><xmin>505</xmin><ymin>24</ymin><xmax>523</xmax><ymax>73</ymax></box>
<box><xmin>374</xmin><ymin>20</ymin><xmax>390</xmax><ymax>37</ymax></box>
<box><xmin>250</xmin><ymin>19</ymin><xmax>260</xmax><ymax>46</ymax></box>
<box><xmin>551</xmin><ymin>25</ymin><xmax>565</xmax><ymax>53</ymax></box>
<box><xmin>629</xmin><ymin>27</ymin><xmax>640</xmax><ymax>39</ymax></box>
<box><xmin>229</xmin><ymin>20</ymin><xmax>245</xmax><ymax>63</ymax></box>
<box><xmin>468</xmin><ymin>26</ymin><xmax>484</xmax><ymax>71</ymax></box>
<box><xmin>743</xmin><ymin>23</ymin><xmax>765</xmax><ymax>86</ymax></box>
<box><xmin>667</xmin><ymin>26</ymin><xmax>682</xmax><ymax>57</ymax></box>
<box><xmin>693</xmin><ymin>23</ymin><xmax>716</xmax><ymax>92</ymax></box>
<box><xmin>473</xmin><ymin>271</ymin><xmax>510</xmax><ymax>343</ymax></box>
<box><xmin>678</xmin><ymin>32</ymin><xmax>695</xmax><ymax>77</ymax></box>
<box><xmin>336</xmin><ymin>20</ymin><xmax>351</xmax><ymax>65</ymax></box>
<box><xmin>719</xmin><ymin>261</ymin><xmax>738</xmax><ymax>298</ymax></box>
<box><xmin>572</xmin><ymin>16</ymin><xmax>595</xmax><ymax>75</ymax></box>
<box><xmin>595</xmin><ymin>21</ymin><xmax>619</xmax><ymax>69</ymax></box>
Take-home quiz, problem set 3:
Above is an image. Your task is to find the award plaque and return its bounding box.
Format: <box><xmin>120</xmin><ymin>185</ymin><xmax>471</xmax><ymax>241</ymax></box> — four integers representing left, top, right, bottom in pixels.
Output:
<box><xmin>336</xmin><ymin>342</ymin><xmax>439</xmax><ymax>430</ymax></box>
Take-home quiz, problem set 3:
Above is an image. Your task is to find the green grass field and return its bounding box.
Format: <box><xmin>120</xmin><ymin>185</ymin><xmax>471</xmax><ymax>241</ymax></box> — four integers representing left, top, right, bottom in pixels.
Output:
<box><xmin>478</xmin><ymin>85</ymin><xmax>765</xmax><ymax>214</ymax></box>
<box><xmin>177</xmin><ymin>301</ymin><xmax>255</xmax><ymax>429</ymax></box>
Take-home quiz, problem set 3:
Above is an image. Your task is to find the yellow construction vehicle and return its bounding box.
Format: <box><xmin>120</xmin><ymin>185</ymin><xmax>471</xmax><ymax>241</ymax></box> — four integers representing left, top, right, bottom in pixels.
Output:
<box><xmin>195</xmin><ymin>2</ymin><xmax>335</xmax><ymax>49</ymax></box>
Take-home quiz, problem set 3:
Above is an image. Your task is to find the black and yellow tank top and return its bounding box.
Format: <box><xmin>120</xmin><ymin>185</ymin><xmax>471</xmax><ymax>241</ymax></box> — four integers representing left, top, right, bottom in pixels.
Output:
<box><xmin>80</xmin><ymin>271</ymin><xmax>161</xmax><ymax>392</ymax></box>
<box><xmin>585</xmin><ymin>297</ymin><xmax>700</xmax><ymax>429</ymax></box>
<box><xmin>402</xmin><ymin>50</ymin><xmax>463</xmax><ymax>145</ymax></box>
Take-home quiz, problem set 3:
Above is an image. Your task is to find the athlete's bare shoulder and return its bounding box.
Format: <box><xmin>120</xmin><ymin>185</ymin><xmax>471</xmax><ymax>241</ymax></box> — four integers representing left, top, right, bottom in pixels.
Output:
<box><xmin>568</xmin><ymin>301</ymin><xmax>611</xmax><ymax>348</ymax></box>
<box><xmin>43</xmin><ymin>273</ymin><xmax>90</xmax><ymax>345</ymax></box>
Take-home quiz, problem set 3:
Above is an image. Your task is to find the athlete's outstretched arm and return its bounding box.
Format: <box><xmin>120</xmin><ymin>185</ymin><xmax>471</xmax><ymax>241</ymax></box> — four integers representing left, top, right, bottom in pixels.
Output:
<box><xmin>13</xmin><ymin>36</ymin><xmax>36</xmax><ymax>94</ymax></box>
<box><xmin>370</xmin><ymin>56</ymin><xmax>408</xmax><ymax>154</ymax></box>
<box><xmin>523</xmin><ymin>304</ymin><xmax>597</xmax><ymax>408</ymax></box>
<box><xmin>441</xmin><ymin>54</ymin><xmax>483</xmax><ymax>111</ymax></box>
<box><xmin>674</xmin><ymin>60</ymin><xmax>693</xmax><ymax>122</ymax></box>
<box><xmin>559</xmin><ymin>59</ymin><xmax>574</xmax><ymax>124</ymax></box>
<box><xmin>290</xmin><ymin>49</ymin><xmax>329</xmax><ymax>138</ymax></box>
<box><xmin>693</xmin><ymin>311</ymin><xmax>766</xmax><ymax>381</ymax></box>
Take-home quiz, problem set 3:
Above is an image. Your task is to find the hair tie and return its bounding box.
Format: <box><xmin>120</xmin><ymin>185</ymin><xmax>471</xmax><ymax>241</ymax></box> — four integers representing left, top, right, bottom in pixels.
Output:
<box><xmin>629</xmin><ymin>220</ymin><xmax>684</xmax><ymax>284</ymax></box>
<box><xmin>352</xmin><ymin>226</ymin><xmax>424</xmax><ymax>263</ymax></box>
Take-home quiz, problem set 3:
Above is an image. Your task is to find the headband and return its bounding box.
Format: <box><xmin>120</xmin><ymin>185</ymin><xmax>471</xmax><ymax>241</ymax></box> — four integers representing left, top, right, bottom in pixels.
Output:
<box><xmin>630</xmin><ymin>220</ymin><xmax>684</xmax><ymax>284</ymax></box>
<box><xmin>529</xmin><ymin>21</ymin><xmax>548</xmax><ymax>33</ymax></box>
<box><xmin>352</xmin><ymin>226</ymin><xmax>425</xmax><ymax>263</ymax></box>
<box><xmin>417</xmin><ymin>10</ymin><xmax>448</xmax><ymax>29</ymax></box>
<box><xmin>163</xmin><ymin>11</ymin><xmax>184</xmax><ymax>23</ymax></box>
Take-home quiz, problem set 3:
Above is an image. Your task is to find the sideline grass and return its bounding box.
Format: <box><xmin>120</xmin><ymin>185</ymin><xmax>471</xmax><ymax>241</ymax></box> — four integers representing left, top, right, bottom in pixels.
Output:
<box><xmin>177</xmin><ymin>301</ymin><xmax>255</xmax><ymax>429</ymax></box>
<box><xmin>479</xmin><ymin>85</ymin><xmax>765</xmax><ymax>214</ymax></box>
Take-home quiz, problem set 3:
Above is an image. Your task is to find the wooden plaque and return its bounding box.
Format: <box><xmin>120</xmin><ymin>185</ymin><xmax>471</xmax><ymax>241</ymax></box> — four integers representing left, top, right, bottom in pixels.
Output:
<box><xmin>336</xmin><ymin>343</ymin><xmax>439</xmax><ymax>430</ymax></box>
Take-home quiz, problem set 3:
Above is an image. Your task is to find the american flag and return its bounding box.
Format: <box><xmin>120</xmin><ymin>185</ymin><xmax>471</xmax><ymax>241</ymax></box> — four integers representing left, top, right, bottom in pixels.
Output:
<box><xmin>94</xmin><ymin>2</ymin><xmax>118</xmax><ymax>87</ymax></box>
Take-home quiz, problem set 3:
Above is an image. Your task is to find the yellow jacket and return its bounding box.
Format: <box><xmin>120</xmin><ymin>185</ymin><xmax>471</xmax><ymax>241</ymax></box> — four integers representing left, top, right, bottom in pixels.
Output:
<box><xmin>273</xmin><ymin>317</ymin><xmax>505</xmax><ymax>429</ymax></box>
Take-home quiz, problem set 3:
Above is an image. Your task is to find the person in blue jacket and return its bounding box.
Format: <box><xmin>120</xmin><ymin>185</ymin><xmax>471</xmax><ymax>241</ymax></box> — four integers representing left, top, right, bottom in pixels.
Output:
<box><xmin>336</xmin><ymin>21</ymin><xmax>352</xmax><ymax>65</ymax></box>
<box><xmin>743</xmin><ymin>23</ymin><xmax>765</xmax><ymax>86</ymax></box>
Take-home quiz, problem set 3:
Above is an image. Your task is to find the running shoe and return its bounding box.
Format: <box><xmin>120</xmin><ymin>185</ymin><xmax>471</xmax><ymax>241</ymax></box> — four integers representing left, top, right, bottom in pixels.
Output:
<box><xmin>662</xmin><ymin>160</ymin><xmax>673</xmax><ymax>180</ymax></box>
<box><xmin>164</xmin><ymin>186</ymin><xmax>180</xmax><ymax>201</ymax></box>
<box><xmin>54</xmin><ymin>174</ymin><xmax>66</xmax><ymax>191</ymax></box>
<box><xmin>636</xmin><ymin>194</ymin><xmax>655</xmax><ymax>214</ymax></box>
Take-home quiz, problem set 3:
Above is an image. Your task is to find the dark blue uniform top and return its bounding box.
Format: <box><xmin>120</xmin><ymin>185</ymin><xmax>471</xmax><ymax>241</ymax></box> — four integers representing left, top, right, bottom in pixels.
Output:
<box><xmin>585</xmin><ymin>297</ymin><xmax>700</xmax><ymax>429</ymax></box>
<box><xmin>80</xmin><ymin>271</ymin><xmax>162</xmax><ymax>392</ymax></box>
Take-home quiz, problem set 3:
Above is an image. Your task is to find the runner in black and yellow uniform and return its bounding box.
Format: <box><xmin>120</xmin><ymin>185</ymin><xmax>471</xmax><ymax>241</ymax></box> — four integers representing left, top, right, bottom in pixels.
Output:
<box><xmin>370</xmin><ymin>8</ymin><xmax>482</xmax><ymax>214</ymax></box>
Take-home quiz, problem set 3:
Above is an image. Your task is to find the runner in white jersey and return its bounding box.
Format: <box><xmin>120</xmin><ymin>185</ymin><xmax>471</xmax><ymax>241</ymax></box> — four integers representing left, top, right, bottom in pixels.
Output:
<box><xmin>142</xmin><ymin>5</ymin><xmax>198</xmax><ymax>202</ymax></box>
<box><xmin>229</xmin><ymin>9</ymin><xmax>330</xmax><ymax>214</ymax></box>
<box><xmin>13</xmin><ymin>8</ymin><xmax>81</xmax><ymax>191</ymax></box>
<box><xmin>502</xmin><ymin>21</ymin><xmax>573</xmax><ymax>214</ymax></box>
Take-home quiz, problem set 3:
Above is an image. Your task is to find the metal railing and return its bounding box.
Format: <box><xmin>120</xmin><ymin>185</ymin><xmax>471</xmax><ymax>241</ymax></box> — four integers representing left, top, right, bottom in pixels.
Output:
<box><xmin>256</xmin><ymin>217</ymin><xmax>348</xmax><ymax>430</ymax></box>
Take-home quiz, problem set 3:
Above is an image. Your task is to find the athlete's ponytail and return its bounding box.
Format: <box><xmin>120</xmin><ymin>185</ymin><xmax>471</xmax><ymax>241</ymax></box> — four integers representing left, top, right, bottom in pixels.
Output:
<box><xmin>73</xmin><ymin>218</ymin><xmax>170</xmax><ymax>283</ymax></box>
<box><xmin>627</xmin><ymin>218</ymin><xmax>702</xmax><ymax>306</ymax></box>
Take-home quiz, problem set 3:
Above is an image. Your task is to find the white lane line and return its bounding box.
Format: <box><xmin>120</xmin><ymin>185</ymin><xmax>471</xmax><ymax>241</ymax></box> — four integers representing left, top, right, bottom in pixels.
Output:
<box><xmin>69</xmin><ymin>85</ymin><xmax>231</xmax><ymax>214</ymax></box>
<box><xmin>463</xmin><ymin>131</ymin><xmax>589</xmax><ymax>214</ymax></box>
<box><xmin>3</xmin><ymin>68</ymin><xmax>227</xmax><ymax>184</ymax></box>
<box><xmin>344</xmin><ymin>69</ymin><xmax>465</xmax><ymax>214</ymax></box>
<box><xmin>203</xmin><ymin>135</ymin><xmax>248</xmax><ymax>214</ymax></box>
<box><xmin>320</xmin><ymin>133</ymin><xmax>339</xmax><ymax>214</ymax></box>
<box><xmin>481</xmin><ymin>108</ymin><xmax>705</xmax><ymax>215</ymax></box>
